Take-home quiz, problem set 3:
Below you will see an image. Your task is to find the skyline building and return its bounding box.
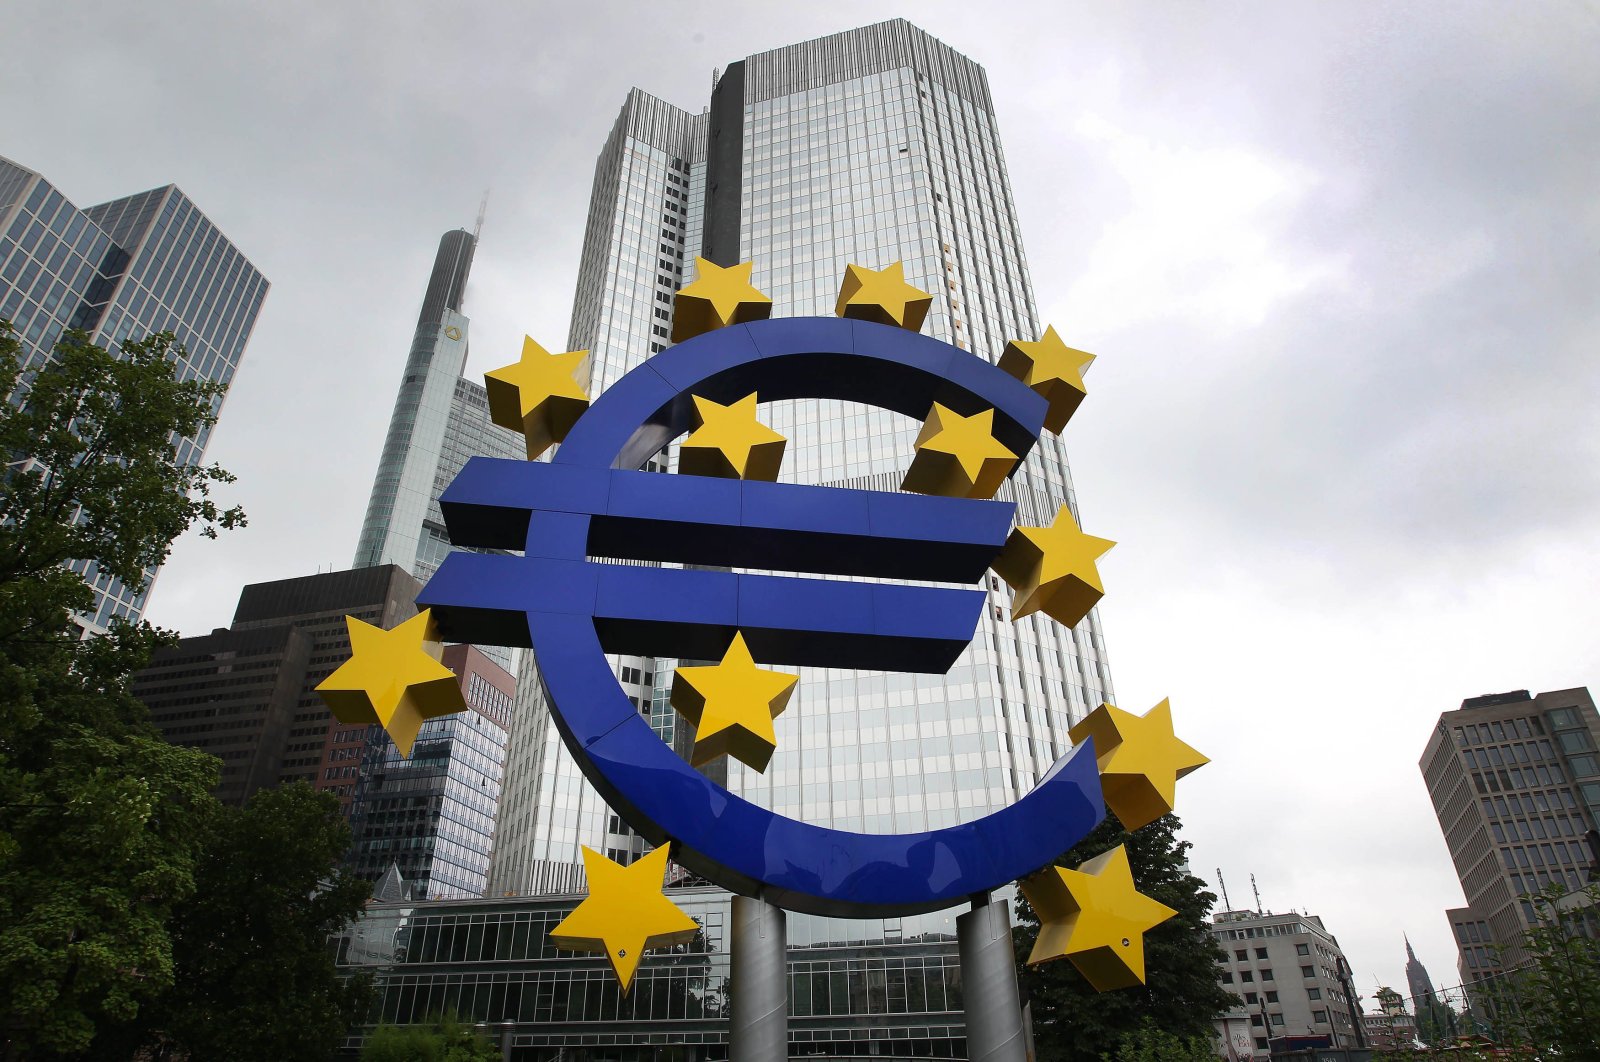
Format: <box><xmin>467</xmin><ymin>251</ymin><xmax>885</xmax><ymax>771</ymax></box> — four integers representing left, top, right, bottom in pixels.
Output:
<box><xmin>491</xmin><ymin>15</ymin><xmax>1113</xmax><ymax>896</ymax></box>
<box><xmin>345</xmin><ymin>642</ymin><xmax>514</xmax><ymax>899</ymax></box>
<box><xmin>354</xmin><ymin>225</ymin><xmax>526</xmax><ymax>588</ymax></box>
<box><xmin>0</xmin><ymin>155</ymin><xmax>268</xmax><ymax>632</ymax></box>
<box><xmin>1403</xmin><ymin>935</ymin><xmax>1436</xmax><ymax>1011</ymax></box>
<box><xmin>1419</xmin><ymin>686</ymin><xmax>1600</xmax><ymax>983</ymax></box>
<box><xmin>456</xmin><ymin>19</ymin><xmax>1116</xmax><ymax>1056</ymax></box>
<box><xmin>135</xmin><ymin>565</ymin><xmax>424</xmax><ymax>816</ymax></box>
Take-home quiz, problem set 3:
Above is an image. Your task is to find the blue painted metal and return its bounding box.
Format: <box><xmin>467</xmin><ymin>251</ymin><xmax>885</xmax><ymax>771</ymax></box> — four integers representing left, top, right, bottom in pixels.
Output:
<box><xmin>417</xmin><ymin>315</ymin><xmax>1105</xmax><ymax>917</ymax></box>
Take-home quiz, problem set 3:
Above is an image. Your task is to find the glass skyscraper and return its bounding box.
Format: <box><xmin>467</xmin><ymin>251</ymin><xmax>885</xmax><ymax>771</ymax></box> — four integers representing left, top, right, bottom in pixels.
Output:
<box><xmin>354</xmin><ymin>227</ymin><xmax>527</xmax><ymax>585</ymax></box>
<box><xmin>336</xmin><ymin>21</ymin><xmax>1117</xmax><ymax>1056</ymax></box>
<box><xmin>492</xmin><ymin>15</ymin><xmax>1114</xmax><ymax>905</ymax></box>
<box><xmin>0</xmin><ymin>155</ymin><xmax>269</xmax><ymax>631</ymax></box>
<box><xmin>343</xmin><ymin>227</ymin><xmax>526</xmax><ymax>897</ymax></box>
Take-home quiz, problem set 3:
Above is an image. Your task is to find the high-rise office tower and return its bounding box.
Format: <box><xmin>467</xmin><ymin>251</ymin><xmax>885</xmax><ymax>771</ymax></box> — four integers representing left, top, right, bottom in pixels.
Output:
<box><xmin>491</xmin><ymin>16</ymin><xmax>1114</xmax><ymax>911</ymax></box>
<box><xmin>1420</xmin><ymin>687</ymin><xmax>1600</xmax><ymax>980</ymax></box>
<box><xmin>345</xmin><ymin>642</ymin><xmax>514</xmax><ymax>899</ymax></box>
<box><xmin>0</xmin><ymin>156</ymin><xmax>269</xmax><ymax>632</ymax></box>
<box><xmin>354</xmin><ymin>226</ymin><xmax>525</xmax><ymax>586</ymax></box>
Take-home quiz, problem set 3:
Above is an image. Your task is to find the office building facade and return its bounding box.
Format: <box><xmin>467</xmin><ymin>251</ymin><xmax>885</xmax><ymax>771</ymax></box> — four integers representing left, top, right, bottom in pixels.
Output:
<box><xmin>0</xmin><ymin>155</ymin><xmax>268</xmax><ymax>631</ymax></box>
<box><xmin>335</xmin><ymin>886</ymin><xmax>973</xmax><ymax>1059</ymax></box>
<box><xmin>346</xmin><ymin>643</ymin><xmax>515</xmax><ymax>899</ymax></box>
<box><xmin>1209</xmin><ymin>908</ymin><xmax>1364</xmax><ymax>1057</ymax></box>
<box><xmin>491</xmin><ymin>15</ymin><xmax>1113</xmax><ymax>896</ymax></box>
<box><xmin>467</xmin><ymin>20</ymin><xmax>1115</xmax><ymax>1057</ymax></box>
<box><xmin>1420</xmin><ymin>686</ymin><xmax>1600</xmax><ymax>980</ymax></box>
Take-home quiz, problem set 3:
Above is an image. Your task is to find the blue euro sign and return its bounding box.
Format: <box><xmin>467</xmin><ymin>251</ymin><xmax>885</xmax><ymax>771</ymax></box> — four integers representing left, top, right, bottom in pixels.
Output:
<box><xmin>418</xmin><ymin>317</ymin><xmax>1105</xmax><ymax>917</ymax></box>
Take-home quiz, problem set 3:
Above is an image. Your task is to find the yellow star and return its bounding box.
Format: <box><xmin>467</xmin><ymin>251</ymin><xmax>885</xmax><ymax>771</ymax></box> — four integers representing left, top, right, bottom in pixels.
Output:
<box><xmin>672</xmin><ymin>258</ymin><xmax>773</xmax><ymax>343</ymax></box>
<box><xmin>1019</xmin><ymin>844</ymin><xmax>1177</xmax><ymax>991</ymax></box>
<box><xmin>991</xmin><ymin>504</ymin><xmax>1114</xmax><ymax>626</ymax></box>
<box><xmin>483</xmin><ymin>336</ymin><xmax>591</xmax><ymax>460</ymax></box>
<box><xmin>549</xmin><ymin>845</ymin><xmax>699</xmax><ymax>992</ymax></box>
<box><xmin>315</xmin><ymin>610</ymin><xmax>466</xmax><ymax>758</ymax></box>
<box><xmin>834</xmin><ymin>262</ymin><xmax>933</xmax><ymax>332</ymax></box>
<box><xmin>1068</xmin><ymin>700</ymin><xmax>1209</xmax><ymax>831</ymax></box>
<box><xmin>678</xmin><ymin>393</ymin><xmax>786</xmax><ymax>480</ymax></box>
<box><xmin>1000</xmin><ymin>326</ymin><xmax>1096</xmax><ymax>434</ymax></box>
<box><xmin>669</xmin><ymin>632</ymin><xmax>797</xmax><ymax>772</ymax></box>
<box><xmin>900</xmin><ymin>403</ymin><xmax>1018</xmax><ymax>500</ymax></box>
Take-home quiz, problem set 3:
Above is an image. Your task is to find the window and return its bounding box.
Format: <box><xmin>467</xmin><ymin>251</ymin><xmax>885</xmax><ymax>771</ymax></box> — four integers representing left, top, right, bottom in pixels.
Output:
<box><xmin>1250</xmin><ymin>1015</ymin><xmax>1262</xmax><ymax>1028</ymax></box>
<box><xmin>1240</xmin><ymin>970</ymin><xmax>1254</xmax><ymax>983</ymax></box>
<box><xmin>1255</xmin><ymin>947</ymin><xmax>1268</xmax><ymax>959</ymax></box>
<box><xmin>1221</xmin><ymin>972</ymin><xmax>1233</xmax><ymax>984</ymax></box>
<box><xmin>1302</xmin><ymin>965</ymin><xmax>1314</xmax><ymax>977</ymax></box>
<box><xmin>1235</xmin><ymin>949</ymin><xmax>1247</xmax><ymax>961</ymax></box>
<box><xmin>1296</xmin><ymin>943</ymin><xmax>1310</xmax><ymax>955</ymax></box>
<box><xmin>1313</xmin><ymin>1010</ymin><xmax>1328</xmax><ymax>1023</ymax></box>
<box><xmin>1245</xmin><ymin>993</ymin><xmax>1258</xmax><ymax>1005</ymax></box>
<box><xmin>1308</xmin><ymin>988</ymin><xmax>1322</xmax><ymax>1000</ymax></box>
<box><xmin>1266</xmin><ymin>991</ymin><xmax>1279</xmax><ymax>1003</ymax></box>
<box><xmin>1261</xmin><ymin>968</ymin><xmax>1273</xmax><ymax>980</ymax></box>
<box><xmin>1271</xmin><ymin>1015</ymin><xmax>1284</xmax><ymax>1027</ymax></box>
<box><xmin>1254</xmin><ymin>1038</ymin><xmax>1268</xmax><ymax>1050</ymax></box>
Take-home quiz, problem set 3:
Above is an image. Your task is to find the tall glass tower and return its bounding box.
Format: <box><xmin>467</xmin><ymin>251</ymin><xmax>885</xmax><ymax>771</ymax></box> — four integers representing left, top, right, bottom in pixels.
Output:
<box><xmin>354</xmin><ymin>227</ymin><xmax>527</xmax><ymax>584</ymax></box>
<box><xmin>0</xmin><ymin>155</ymin><xmax>269</xmax><ymax>632</ymax></box>
<box><xmin>345</xmin><ymin>227</ymin><xmax>525</xmax><ymax>897</ymax></box>
<box><xmin>491</xmin><ymin>15</ymin><xmax>1114</xmax><ymax>905</ymax></box>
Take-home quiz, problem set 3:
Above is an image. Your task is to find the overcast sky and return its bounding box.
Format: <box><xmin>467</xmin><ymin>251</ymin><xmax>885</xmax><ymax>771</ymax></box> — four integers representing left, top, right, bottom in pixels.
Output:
<box><xmin>7</xmin><ymin>0</ymin><xmax>1598</xmax><ymax>1009</ymax></box>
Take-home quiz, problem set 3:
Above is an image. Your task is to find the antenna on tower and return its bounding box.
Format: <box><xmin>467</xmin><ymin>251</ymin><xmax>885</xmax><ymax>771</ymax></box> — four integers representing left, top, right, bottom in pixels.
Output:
<box><xmin>1217</xmin><ymin>868</ymin><xmax>1232</xmax><ymax>912</ymax></box>
<box><xmin>1251</xmin><ymin>873</ymin><xmax>1263</xmax><ymax>915</ymax></box>
<box><xmin>474</xmin><ymin>189</ymin><xmax>490</xmax><ymax>243</ymax></box>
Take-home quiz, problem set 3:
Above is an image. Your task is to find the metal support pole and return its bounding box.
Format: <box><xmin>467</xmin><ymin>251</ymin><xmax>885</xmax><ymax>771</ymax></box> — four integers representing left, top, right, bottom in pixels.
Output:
<box><xmin>958</xmin><ymin>895</ymin><xmax>1027</xmax><ymax>1062</ymax></box>
<box><xmin>729</xmin><ymin>894</ymin><xmax>787</xmax><ymax>1061</ymax></box>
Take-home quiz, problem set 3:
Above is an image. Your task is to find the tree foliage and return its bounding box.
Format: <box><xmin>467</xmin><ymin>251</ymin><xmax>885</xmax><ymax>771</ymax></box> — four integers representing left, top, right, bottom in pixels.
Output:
<box><xmin>104</xmin><ymin>785</ymin><xmax>374</xmax><ymax>1061</ymax></box>
<box><xmin>0</xmin><ymin>322</ymin><xmax>246</xmax><ymax>1057</ymax></box>
<box><xmin>0</xmin><ymin>325</ymin><xmax>243</xmax><ymax>646</ymax></box>
<box><xmin>361</xmin><ymin>1016</ymin><xmax>502</xmax><ymax>1062</ymax></box>
<box><xmin>1475</xmin><ymin>882</ymin><xmax>1600</xmax><ymax>1062</ymax></box>
<box><xmin>1014</xmin><ymin>812</ymin><xmax>1237</xmax><ymax>1062</ymax></box>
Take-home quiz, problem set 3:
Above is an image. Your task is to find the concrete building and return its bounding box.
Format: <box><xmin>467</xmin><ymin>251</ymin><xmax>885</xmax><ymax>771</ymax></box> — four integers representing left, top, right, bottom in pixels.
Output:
<box><xmin>1209</xmin><ymin>909</ymin><xmax>1364</xmax><ymax>1057</ymax></box>
<box><xmin>136</xmin><ymin>566</ymin><xmax>423</xmax><ymax>815</ymax></box>
<box><xmin>0</xmin><ymin>155</ymin><xmax>268</xmax><ymax>632</ymax></box>
<box><xmin>1420</xmin><ymin>687</ymin><xmax>1600</xmax><ymax>980</ymax></box>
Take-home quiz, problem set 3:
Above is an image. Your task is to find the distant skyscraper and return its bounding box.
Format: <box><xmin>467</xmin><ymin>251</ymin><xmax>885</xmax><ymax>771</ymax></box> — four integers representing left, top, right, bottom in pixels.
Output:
<box><xmin>1404</xmin><ymin>935</ymin><xmax>1436</xmax><ymax>1009</ymax></box>
<box><xmin>0</xmin><ymin>155</ymin><xmax>268</xmax><ymax>631</ymax></box>
<box><xmin>354</xmin><ymin>227</ymin><xmax>525</xmax><ymax>585</ymax></box>
<box><xmin>1420</xmin><ymin>687</ymin><xmax>1600</xmax><ymax>981</ymax></box>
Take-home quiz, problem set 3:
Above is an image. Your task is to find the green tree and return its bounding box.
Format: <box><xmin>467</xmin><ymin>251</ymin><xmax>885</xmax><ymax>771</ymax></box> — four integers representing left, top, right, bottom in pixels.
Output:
<box><xmin>1014</xmin><ymin>812</ymin><xmax>1236</xmax><ymax>1062</ymax></box>
<box><xmin>361</xmin><ymin>1016</ymin><xmax>502</xmax><ymax>1062</ymax></box>
<box><xmin>0</xmin><ymin>323</ymin><xmax>245</xmax><ymax>1058</ymax></box>
<box><xmin>1105</xmin><ymin>1024</ymin><xmax>1220</xmax><ymax>1062</ymax></box>
<box><xmin>104</xmin><ymin>785</ymin><xmax>373</xmax><ymax>1061</ymax></box>
<box><xmin>1476</xmin><ymin>882</ymin><xmax>1600</xmax><ymax>1062</ymax></box>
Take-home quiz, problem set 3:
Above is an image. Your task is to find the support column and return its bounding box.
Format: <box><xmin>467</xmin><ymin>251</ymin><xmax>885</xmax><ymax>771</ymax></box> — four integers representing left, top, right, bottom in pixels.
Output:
<box><xmin>958</xmin><ymin>895</ymin><xmax>1027</xmax><ymax>1062</ymax></box>
<box><xmin>729</xmin><ymin>894</ymin><xmax>787</xmax><ymax>1061</ymax></box>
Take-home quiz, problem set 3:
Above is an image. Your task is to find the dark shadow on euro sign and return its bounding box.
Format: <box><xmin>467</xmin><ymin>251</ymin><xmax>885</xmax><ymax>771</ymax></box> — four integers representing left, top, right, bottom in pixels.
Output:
<box><xmin>423</xmin><ymin>462</ymin><xmax>1014</xmax><ymax>673</ymax></box>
